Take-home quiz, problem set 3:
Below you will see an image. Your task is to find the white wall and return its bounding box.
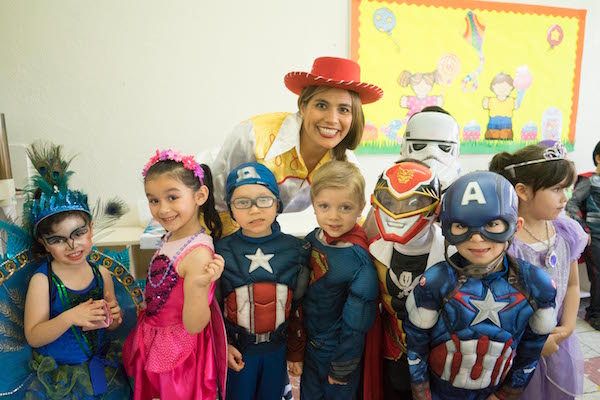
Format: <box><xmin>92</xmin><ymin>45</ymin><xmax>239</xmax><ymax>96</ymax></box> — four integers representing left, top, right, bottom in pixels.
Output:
<box><xmin>1</xmin><ymin>0</ymin><xmax>598</xmax><ymax>226</ymax></box>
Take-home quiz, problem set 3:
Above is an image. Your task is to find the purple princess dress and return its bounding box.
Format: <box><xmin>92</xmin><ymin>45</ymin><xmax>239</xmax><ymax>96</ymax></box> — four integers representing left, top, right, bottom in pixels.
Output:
<box><xmin>510</xmin><ymin>215</ymin><xmax>587</xmax><ymax>399</ymax></box>
<box><xmin>123</xmin><ymin>231</ymin><xmax>227</xmax><ymax>399</ymax></box>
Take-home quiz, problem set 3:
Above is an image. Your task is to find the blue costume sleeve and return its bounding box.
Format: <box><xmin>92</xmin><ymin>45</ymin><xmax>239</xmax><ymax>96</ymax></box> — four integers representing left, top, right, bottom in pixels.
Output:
<box><xmin>287</xmin><ymin>240</ymin><xmax>311</xmax><ymax>362</ymax></box>
<box><xmin>328</xmin><ymin>249</ymin><xmax>379</xmax><ymax>382</ymax></box>
<box><xmin>404</xmin><ymin>317</ymin><xmax>432</xmax><ymax>386</ymax></box>
<box><xmin>404</xmin><ymin>264</ymin><xmax>448</xmax><ymax>399</ymax></box>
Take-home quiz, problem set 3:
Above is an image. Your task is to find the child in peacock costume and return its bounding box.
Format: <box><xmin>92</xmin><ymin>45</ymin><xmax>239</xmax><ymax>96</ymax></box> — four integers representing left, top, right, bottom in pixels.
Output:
<box><xmin>0</xmin><ymin>142</ymin><xmax>142</xmax><ymax>399</ymax></box>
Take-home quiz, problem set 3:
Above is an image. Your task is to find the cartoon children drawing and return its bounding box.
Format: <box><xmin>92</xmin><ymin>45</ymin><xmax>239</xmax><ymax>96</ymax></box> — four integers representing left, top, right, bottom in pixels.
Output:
<box><xmin>398</xmin><ymin>70</ymin><xmax>443</xmax><ymax>122</ymax></box>
<box><xmin>483</xmin><ymin>72</ymin><xmax>519</xmax><ymax>140</ymax></box>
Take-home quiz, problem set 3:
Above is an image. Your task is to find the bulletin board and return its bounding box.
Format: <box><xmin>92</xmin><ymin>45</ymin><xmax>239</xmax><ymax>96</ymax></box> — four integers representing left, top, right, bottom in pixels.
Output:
<box><xmin>351</xmin><ymin>0</ymin><xmax>586</xmax><ymax>154</ymax></box>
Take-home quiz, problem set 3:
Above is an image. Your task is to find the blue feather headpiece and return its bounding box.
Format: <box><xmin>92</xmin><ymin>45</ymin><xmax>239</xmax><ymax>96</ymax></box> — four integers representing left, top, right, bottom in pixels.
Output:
<box><xmin>1</xmin><ymin>142</ymin><xmax>128</xmax><ymax>261</ymax></box>
<box><xmin>28</xmin><ymin>189</ymin><xmax>90</xmax><ymax>233</ymax></box>
<box><xmin>23</xmin><ymin>142</ymin><xmax>91</xmax><ymax>236</ymax></box>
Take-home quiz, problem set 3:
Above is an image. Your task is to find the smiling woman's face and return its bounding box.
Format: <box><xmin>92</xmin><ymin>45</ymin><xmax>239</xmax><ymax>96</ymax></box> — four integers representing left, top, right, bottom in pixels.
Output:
<box><xmin>300</xmin><ymin>87</ymin><xmax>353</xmax><ymax>153</ymax></box>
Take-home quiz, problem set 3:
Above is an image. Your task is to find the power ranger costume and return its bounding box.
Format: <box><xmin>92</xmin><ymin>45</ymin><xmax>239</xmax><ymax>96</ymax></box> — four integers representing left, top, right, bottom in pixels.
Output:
<box><xmin>0</xmin><ymin>143</ymin><xmax>141</xmax><ymax>399</ymax></box>
<box><xmin>362</xmin><ymin>161</ymin><xmax>448</xmax><ymax>400</ymax></box>
<box><xmin>404</xmin><ymin>171</ymin><xmax>557</xmax><ymax>400</ymax></box>
<box><xmin>300</xmin><ymin>225</ymin><xmax>378</xmax><ymax>399</ymax></box>
<box><xmin>215</xmin><ymin>162</ymin><xmax>310</xmax><ymax>400</ymax></box>
<box><xmin>400</xmin><ymin>109</ymin><xmax>461</xmax><ymax>191</ymax></box>
<box><xmin>362</xmin><ymin>110</ymin><xmax>460</xmax><ymax>398</ymax></box>
<box><xmin>567</xmin><ymin>171</ymin><xmax>600</xmax><ymax>322</ymax></box>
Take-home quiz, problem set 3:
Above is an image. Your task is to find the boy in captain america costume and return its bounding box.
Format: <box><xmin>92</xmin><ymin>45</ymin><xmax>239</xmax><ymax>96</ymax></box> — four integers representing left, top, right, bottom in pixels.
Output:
<box><xmin>300</xmin><ymin>161</ymin><xmax>378</xmax><ymax>399</ymax></box>
<box><xmin>404</xmin><ymin>171</ymin><xmax>557</xmax><ymax>400</ymax></box>
<box><xmin>216</xmin><ymin>162</ymin><xmax>310</xmax><ymax>400</ymax></box>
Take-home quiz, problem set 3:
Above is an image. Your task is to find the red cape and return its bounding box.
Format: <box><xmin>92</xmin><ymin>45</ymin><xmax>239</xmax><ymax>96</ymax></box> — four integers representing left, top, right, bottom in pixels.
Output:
<box><xmin>322</xmin><ymin>224</ymin><xmax>369</xmax><ymax>252</ymax></box>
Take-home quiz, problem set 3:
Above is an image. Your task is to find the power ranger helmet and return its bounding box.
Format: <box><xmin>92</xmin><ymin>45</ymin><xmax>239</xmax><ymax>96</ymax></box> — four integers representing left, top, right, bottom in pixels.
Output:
<box><xmin>440</xmin><ymin>171</ymin><xmax>518</xmax><ymax>245</ymax></box>
<box><xmin>400</xmin><ymin>111</ymin><xmax>461</xmax><ymax>191</ymax></box>
<box><xmin>372</xmin><ymin>161</ymin><xmax>440</xmax><ymax>245</ymax></box>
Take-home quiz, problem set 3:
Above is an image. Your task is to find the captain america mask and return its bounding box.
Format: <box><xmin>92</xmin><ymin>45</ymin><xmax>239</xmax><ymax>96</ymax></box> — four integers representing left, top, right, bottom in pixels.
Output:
<box><xmin>440</xmin><ymin>171</ymin><xmax>519</xmax><ymax>246</ymax></box>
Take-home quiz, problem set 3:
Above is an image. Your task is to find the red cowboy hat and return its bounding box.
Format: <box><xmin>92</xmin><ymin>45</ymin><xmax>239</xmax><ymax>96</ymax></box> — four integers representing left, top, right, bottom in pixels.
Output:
<box><xmin>284</xmin><ymin>57</ymin><xmax>383</xmax><ymax>104</ymax></box>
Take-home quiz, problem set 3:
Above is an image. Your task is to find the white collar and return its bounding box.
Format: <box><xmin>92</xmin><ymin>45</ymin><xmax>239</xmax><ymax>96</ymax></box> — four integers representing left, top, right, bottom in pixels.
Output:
<box><xmin>263</xmin><ymin>112</ymin><xmax>358</xmax><ymax>168</ymax></box>
<box><xmin>369</xmin><ymin>224</ymin><xmax>452</xmax><ymax>269</ymax></box>
<box><xmin>265</xmin><ymin>112</ymin><xmax>303</xmax><ymax>160</ymax></box>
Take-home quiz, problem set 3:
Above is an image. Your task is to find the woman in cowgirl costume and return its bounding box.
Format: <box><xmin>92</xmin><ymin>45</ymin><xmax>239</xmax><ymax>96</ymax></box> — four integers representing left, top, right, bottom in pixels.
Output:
<box><xmin>207</xmin><ymin>56</ymin><xmax>384</xmax><ymax>236</ymax></box>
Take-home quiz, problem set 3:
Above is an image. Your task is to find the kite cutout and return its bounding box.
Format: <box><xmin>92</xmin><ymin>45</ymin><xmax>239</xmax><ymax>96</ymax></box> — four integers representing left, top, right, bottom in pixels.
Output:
<box><xmin>461</xmin><ymin>10</ymin><xmax>486</xmax><ymax>92</ymax></box>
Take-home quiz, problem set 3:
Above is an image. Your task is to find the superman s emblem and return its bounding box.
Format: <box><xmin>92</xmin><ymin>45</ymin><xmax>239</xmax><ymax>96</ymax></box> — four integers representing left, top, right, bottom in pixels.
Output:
<box><xmin>309</xmin><ymin>248</ymin><xmax>329</xmax><ymax>285</ymax></box>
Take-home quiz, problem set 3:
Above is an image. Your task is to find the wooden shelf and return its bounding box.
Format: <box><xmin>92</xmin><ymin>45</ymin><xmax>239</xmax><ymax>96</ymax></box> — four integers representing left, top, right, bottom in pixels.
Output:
<box><xmin>93</xmin><ymin>226</ymin><xmax>144</xmax><ymax>247</ymax></box>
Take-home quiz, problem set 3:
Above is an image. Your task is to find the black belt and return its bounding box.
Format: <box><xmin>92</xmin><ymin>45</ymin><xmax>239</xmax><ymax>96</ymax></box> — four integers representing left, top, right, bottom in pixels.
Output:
<box><xmin>225</xmin><ymin>320</ymin><xmax>289</xmax><ymax>352</ymax></box>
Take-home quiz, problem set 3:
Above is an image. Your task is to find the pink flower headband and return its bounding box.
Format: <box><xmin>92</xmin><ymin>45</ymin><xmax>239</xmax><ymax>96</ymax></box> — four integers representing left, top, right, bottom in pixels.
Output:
<box><xmin>142</xmin><ymin>149</ymin><xmax>204</xmax><ymax>184</ymax></box>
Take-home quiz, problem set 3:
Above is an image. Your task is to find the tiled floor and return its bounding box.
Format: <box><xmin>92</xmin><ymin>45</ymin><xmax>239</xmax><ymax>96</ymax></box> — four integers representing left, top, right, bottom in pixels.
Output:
<box><xmin>288</xmin><ymin>297</ymin><xmax>600</xmax><ymax>399</ymax></box>
<box><xmin>577</xmin><ymin>297</ymin><xmax>600</xmax><ymax>399</ymax></box>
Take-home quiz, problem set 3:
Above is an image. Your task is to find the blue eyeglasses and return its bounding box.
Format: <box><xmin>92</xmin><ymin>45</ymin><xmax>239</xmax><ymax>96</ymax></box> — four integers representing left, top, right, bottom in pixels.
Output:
<box><xmin>230</xmin><ymin>196</ymin><xmax>277</xmax><ymax>210</ymax></box>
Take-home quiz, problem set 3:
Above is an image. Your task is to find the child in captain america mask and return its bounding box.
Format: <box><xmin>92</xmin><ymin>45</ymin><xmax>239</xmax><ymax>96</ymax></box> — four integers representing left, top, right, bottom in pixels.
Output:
<box><xmin>216</xmin><ymin>162</ymin><xmax>310</xmax><ymax>400</ymax></box>
<box><xmin>404</xmin><ymin>171</ymin><xmax>557</xmax><ymax>400</ymax></box>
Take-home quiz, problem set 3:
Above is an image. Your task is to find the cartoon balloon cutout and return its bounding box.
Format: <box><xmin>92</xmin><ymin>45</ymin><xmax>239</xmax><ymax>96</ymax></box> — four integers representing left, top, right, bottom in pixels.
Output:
<box><xmin>461</xmin><ymin>11</ymin><xmax>486</xmax><ymax>92</ymax></box>
<box><xmin>547</xmin><ymin>24</ymin><xmax>564</xmax><ymax>49</ymax></box>
<box><xmin>437</xmin><ymin>53</ymin><xmax>461</xmax><ymax>96</ymax></box>
<box><xmin>513</xmin><ymin>65</ymin><xmax>533</xmax><ymax>108</ymax></box>
<box><xmin>374</xmin><ymin>8</ymin><xmax>395</xmax><ymax>34</ymax></box>
<box><xmin>373</xmin><ymin>8</ymin><xmax>402</xmax><ymax>51</ymax></box>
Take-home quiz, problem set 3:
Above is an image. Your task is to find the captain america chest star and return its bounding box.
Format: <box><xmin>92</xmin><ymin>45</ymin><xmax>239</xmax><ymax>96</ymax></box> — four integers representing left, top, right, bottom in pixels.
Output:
<box><xmin>220</xmin><ymin>243</ymin><xmax>301</xmax><ymax>289</ymax></box>
<box><xmin>218</xmin><ymin>234</ymin><xmax>305</xmax><ymax>334</ymax></box>
<box><xmin>415</xmin><ymin>274</ymin><xmax>540</xmax><ymax>391</ymax></box>
<box><xmin>434</xmin><ymin>277</ymin><xmax>532</xmax><ymax>342</ymax></box>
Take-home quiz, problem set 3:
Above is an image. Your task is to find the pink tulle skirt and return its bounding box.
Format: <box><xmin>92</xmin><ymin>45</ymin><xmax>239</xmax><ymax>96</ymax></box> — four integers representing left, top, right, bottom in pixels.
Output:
<box><xmin>123</xmin><ymin>310</ymin><xmax>222</xmax><ymax>400</ymax></box>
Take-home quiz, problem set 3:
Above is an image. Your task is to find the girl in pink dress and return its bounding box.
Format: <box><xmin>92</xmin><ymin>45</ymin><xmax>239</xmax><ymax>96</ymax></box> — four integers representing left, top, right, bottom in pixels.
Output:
<box><xmin>123</xmin><ymin>149</ymin><xmax>228</xmax><ymax>399</ymax></box>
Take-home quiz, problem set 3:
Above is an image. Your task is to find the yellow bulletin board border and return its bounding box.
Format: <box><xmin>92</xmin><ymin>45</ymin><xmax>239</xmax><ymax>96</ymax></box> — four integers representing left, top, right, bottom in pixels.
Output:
<box><xmin>351</xmin><ymin>0</ymin><xmax>586</xmax><ymax>154</ymax></box>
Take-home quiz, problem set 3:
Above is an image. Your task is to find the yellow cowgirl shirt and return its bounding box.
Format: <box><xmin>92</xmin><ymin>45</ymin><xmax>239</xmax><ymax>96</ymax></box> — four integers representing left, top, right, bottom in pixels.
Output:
<box><xmin>208</xmin><ymin>112</ymin><xmax>357</xmax><ymax>236</ymax></box>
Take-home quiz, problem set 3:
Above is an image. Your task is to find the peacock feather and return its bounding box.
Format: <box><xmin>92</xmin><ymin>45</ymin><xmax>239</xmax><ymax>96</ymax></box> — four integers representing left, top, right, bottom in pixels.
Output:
<box><xmin>25</xmin><ymin>142</ymin><xmax>74</xmax><ymax>194</ymax></box>
<box><xmin>90</xmin><ymin>198</ymin><xmax>129</xmax><ymax>243</ymax></box>
<box><xmin>21</xmin><ymin>142</ymin><xmax>90</xmax><ymax>235</ymax></box>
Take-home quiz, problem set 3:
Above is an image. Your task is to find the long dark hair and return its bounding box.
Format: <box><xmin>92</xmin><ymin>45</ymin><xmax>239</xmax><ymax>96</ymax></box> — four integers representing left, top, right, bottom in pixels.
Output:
<box><xmin>489</xmin><ymin>144</ymin><xmax>576</xmax><ymax>193</ymax></box>
<box><xmin>145</xmin><ymin>160</ymin><xmax>223</xmax><ymax>240</ymax></box>
<box><xmin>297</xmin><ymin>86</ymin><xmax>364</xmax><ymax>161</ymax></box>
